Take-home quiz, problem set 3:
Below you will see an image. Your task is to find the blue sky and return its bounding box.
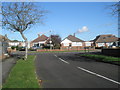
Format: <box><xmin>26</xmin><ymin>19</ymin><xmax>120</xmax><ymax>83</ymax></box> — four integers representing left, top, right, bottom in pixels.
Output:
<box><xmin>1</xmin><ymin>2</ymin><xmax>118</xmax><ymax>41</ymax></box>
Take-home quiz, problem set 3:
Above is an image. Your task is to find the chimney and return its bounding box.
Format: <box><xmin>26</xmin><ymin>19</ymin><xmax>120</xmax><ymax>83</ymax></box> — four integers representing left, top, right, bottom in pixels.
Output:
<box><xmin>5</xmin><ymin>34</ymin><xmax>8</xmax><ymax>41</ymax></box>
<box><xmin>5</xmin><ymin>34</ymin><xmax>7</xmax><ymax>37</ymax></box>
<box><xmin>73</xmin><ymin>33</ymin><xmax>75</xmax><ymax>37</ymax></box>
<box><xmin>38</xmin><ymin>34</ymin><xmax>40</xmax><ymax>37</ymax></box>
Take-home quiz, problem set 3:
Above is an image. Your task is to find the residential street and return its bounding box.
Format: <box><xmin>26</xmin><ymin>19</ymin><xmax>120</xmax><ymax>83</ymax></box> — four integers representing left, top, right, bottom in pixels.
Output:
<box><xmin>35</xmin><ymin>52</ymin><xmax>120</xmax><ymax>88</ymax></box>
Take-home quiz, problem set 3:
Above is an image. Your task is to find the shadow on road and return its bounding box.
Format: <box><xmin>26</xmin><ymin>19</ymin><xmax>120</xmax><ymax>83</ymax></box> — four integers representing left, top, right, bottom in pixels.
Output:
<box><xmin>57</xmin><ymin>53</ymin><xmax>97</xmax><ymax>62</ymax></box>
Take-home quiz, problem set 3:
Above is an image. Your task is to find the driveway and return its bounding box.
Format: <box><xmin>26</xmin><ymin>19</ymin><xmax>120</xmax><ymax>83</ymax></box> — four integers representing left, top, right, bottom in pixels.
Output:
<box><xmin>35</xmin><ymin>53</ymin><xmax>120</xmax><ymax>88</ymax></box>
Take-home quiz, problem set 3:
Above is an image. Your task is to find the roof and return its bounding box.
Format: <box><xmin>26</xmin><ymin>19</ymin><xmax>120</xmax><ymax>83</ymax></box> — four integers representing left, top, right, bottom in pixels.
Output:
<box><xmin>0</xmin><ymin>34</ymin><xmax>11</xmax><ymax>42</ymax></box>
<box><xmin>10</xmin><ymin>40</ymin><xmax>24</xmax><ymax>42</ymax></box>
<box><xmin>65</xmin><ymin>35</ymin><xmax>84</xmax><ymax>42</ymax></box>
<box><xmin>32</xmin><ymin>34</ymin><xmax>48</xmax><ymax>43</ymax></box>
<box><xmin>94</xmin><ymin>34</ymin><xmax>118</xmax><ymax>43</ymax></box>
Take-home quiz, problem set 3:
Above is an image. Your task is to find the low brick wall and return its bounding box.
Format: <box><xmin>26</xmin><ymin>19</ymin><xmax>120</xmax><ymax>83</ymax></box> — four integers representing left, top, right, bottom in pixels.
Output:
<box><xmin>37</xmin><ymin>48</ymin><xmax>95</xmax><ymax>52</ymax></box>
<box><xmin>102</xmin><ymin>48</ymin><xmax>120</xmax><ymax>57</ymax></box>
<box><xmin>37</xmin><ymin>49</ymin><xmax>64</xmax><ymax>52</ymax></box>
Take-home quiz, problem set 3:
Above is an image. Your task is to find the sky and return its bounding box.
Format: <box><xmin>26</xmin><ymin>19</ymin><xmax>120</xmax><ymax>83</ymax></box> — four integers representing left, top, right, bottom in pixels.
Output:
<box><xmin>1</xmin><ymin>2</ymin><xmax>118</xmax><ymax>41</ymax></box>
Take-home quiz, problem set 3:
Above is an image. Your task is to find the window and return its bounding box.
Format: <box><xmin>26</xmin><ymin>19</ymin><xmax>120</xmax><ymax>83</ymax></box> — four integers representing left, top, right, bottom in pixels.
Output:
<box><xmin>103</xmin><ymin>37</ymin><xmax>106</xmax><ymax>39</ymax></box>
<box><xmin>108</xmin><ymin>35</ymin><xmax>111</xmax><ymax>37</ymax></box>
<box><xmin>63</xmin><ymin>43</ymin><xmax>69</xmax><ymax>46</ymax></box>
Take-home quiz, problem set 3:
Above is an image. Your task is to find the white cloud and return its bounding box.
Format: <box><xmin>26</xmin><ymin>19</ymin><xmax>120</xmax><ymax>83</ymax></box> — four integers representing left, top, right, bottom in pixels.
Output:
<box><xmin>76</xmin><ymin>26</ymin><xmax>89</xmax><ymax>33</ymax></box>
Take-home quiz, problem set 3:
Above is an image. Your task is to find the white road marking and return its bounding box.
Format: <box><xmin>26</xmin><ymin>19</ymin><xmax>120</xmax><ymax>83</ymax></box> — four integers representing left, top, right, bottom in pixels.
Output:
<box><xmin>77</xmin><ymin>67</ymin><xmax>120</xmax><ymax>85</ymax></box>
<box><xmin>59</xmin><ymin>58</ymin><xmax>69</xmax><ymax>64</ymax></box>
<box><xmin>54</xmin><ymin>55</ymin><xmax>58</xmax><ymax>57</ymax></box>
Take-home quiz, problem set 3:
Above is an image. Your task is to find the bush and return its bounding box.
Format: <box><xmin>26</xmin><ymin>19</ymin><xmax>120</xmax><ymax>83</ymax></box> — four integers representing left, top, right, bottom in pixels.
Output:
<box><xmin>16</xmin><ymin>46</ymin><xmax>19</xmax><ymax>50</ymax></box>
<box><xmin>11</xmin><ymin>46</ymin><xmax>16</xmax><ymax>50</ymax></box>
<box><xmin>54</xmin><ymin>44</ymin><xmax>61</xmax><ymax>49</ymax></box>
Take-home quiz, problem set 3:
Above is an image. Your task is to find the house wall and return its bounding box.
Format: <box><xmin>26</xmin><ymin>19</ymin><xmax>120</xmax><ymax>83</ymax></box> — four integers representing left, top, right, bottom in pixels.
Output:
<box><xmin>106</xmin><ymin>42</ymin><xmax>113</xmax><ymax>46</ymax></box>
<box><xmin>19</xmin><ymin>42</ymin><xmax>26</xmax><ymax>47</ymax></box>
<box><xmin>61</xmin><ymin>39</ymin><xmax>85</xmax><ymax>50</ymax></box>
<box><xmin>30</xmin><ymin>41</ymin><xmax>46</xmax><ymax>47</ymax></box>
<box><xmin>72</xmin><ymin>42</ymin><xmax>82</xmax><ymax>46</ymax></box>
<box><xmin>1</xmin><ymin>41</ymin><xmax>9</xmax><ymax>54</ymax></box>
<box><xmin>96</xmin><ymin>42</ymin><xmax>113</xmax><ymax>47</ymax></box>
<box><xmin>9</xmin><ymin>42</ymin><xmax>30</xmax><ymax>48</ymax></box>
<box><xmin>61</xmin><ymin>38</ymin><xmax>83</xmax><ymax>47</ymax></box>
<box><xmin>9</xmin><ymin>42</ymin><xmax>20</xmax><ymax>46</ymax></box>
<box><xmin>84</xmin><ymin>42</ymin><xmax>93</xmax><ymax>47</ymax></box>
<box><xmin>61</xmin><ymin>38</ymin><xmax>72</xmax><ymax>46</ymax></box>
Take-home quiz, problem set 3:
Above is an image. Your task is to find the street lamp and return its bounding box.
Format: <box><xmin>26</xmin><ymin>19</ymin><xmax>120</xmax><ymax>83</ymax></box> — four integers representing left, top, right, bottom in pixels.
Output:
<box><xmin>49</xmin><ymin>30</ymin><xmax>52</xmax><ymax>50</ymax></box>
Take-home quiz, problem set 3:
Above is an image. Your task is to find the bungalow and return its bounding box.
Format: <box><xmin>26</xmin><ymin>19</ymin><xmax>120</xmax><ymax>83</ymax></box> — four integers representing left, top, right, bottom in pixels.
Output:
<box><xmin>93</xmin><ymin>34</ymin><xmax>118</xmax><ymax>48</ymax></box>
<box><xmin>61</xmin><ymin>35</ymin><xmax>84</xmax><ymax>50</ymax></box>
<box><xmin>30</xmin><ymin>34</ymin><xmax>49</xmax><ymax>48</ymax></box>
<box><xmin>8</xmin><ymin>40</ymin><xmax>31</xmax><ymax>49</ymax></box>
<box><xmin>8</xmin><ymin>40</ymin><xmax>24</xmax><ymax>47</ymax></box>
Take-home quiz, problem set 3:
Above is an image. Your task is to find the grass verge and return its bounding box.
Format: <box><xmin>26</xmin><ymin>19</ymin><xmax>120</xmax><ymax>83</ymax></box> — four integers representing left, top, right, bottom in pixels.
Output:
<box><xmin>80</xmin><ymin>54</ymin><xmax>120</xmax><ymax>62</ymax></box>
<box><xmin>2</xmin><ymin>55</ymin><xmax>40</xmax><ymax>88</ymax></box>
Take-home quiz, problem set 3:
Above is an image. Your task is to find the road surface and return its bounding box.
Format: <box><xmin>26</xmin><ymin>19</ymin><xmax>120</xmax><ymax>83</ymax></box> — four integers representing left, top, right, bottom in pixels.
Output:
<box><xmin>35</xmin><ymin>53</ymin><xmax>120</xmax><ymax>88</ymax></box>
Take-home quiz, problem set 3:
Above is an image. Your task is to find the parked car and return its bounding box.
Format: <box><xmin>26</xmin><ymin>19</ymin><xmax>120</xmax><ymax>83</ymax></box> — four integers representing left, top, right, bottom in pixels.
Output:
<box><xmin>19</xmin><ymin>47</ymin><xmax>25</xmax><ymax>51</ymax></box>
<box><xmin>31</xmin><ymin>46</ymin><xmax>41</xmax><ymax>51</ymax></box>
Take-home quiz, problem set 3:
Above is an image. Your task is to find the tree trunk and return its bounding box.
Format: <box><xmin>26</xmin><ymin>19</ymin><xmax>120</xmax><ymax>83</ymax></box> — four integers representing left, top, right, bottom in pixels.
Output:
<box><xmin>20</xmin><ymin>32</ymin><xmax>28</xmax><ymax>60</ymax></box>
<box><xmin>25</xmin><ymin>40</ymin><xmax>28</xmax><ymax>59</ymax></box>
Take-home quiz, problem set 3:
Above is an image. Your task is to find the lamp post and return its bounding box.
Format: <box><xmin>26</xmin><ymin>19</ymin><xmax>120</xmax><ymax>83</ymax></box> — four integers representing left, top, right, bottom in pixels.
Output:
<box><xmin>49</xmin><ymin>30</ymin><xmax>52</xmax><ymax>50</ymax></box>
<box><xmin>50</xmin><ymin>39</ymin><xmax>52</xmax><ymax>50</ymax></box>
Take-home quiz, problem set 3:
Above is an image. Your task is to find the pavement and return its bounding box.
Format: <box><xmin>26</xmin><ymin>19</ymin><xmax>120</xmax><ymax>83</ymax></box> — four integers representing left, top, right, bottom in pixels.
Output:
<box><xmin>1</xmin><ymin>57</ymin><xmax>17</xmax><ymax>86</ymax></box>
<box><xmin>35</xmin><ymin>53</ymin><xmax>120</xmax><ymax>88</ymax></box>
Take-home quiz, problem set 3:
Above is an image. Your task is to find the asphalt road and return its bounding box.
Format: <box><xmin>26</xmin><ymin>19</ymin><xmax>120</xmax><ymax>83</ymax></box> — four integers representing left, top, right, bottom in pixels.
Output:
<box><xmin>35</xmin><ymin>53</ymin><xmax>120</xmax><ymax>88</ymax></box>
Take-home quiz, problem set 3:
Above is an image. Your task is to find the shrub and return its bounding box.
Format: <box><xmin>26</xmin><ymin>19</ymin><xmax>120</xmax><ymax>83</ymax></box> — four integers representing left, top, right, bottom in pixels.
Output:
<box><xmin>11</xmin><ymin>46</ymin><xmax>16</xmax><ymax>50</ymax></box>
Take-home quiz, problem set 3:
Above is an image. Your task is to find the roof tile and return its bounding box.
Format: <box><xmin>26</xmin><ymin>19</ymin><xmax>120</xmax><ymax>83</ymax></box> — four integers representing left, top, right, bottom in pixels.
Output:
<box><xmin>32</xmin><ymin>34</ymin><xmax>48</xmax><ymax>42</ymax></box>
<box><xmin>66</xmin><ymin>35</ymin><xmax>84</xmax><ymax>42</ymax></box>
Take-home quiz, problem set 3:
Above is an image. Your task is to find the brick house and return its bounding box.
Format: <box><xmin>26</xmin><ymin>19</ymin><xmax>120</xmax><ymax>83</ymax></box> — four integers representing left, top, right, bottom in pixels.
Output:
<box><xmin>93</xmin><ymin>34</ymin><xmax>118</xmax><ymax>48</ymax></box>
<box><xmin>30</xmin><ymin>34</ymin><xmax>49</xmax><ymax>48</ymax></box>
<box><xmin>61</xmin><ymin>35</ymin><xmax>85</xmax><ymax>50</ymax></box>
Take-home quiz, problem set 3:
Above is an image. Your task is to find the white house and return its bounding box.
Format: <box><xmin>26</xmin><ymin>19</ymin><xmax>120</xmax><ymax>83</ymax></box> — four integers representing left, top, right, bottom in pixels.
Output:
<box><xmin>8</xmin><ymin>40</ymin><xmax>30</xmax><ymax>48</ymax></box>
<box><xmin>61</xmin><ymin>35</ymin><xmax>84</xmax><ymax>50</ymax></box>
<box><xmin>9</xmin><ymin>41</ymin><xmax>20</xmax><ymax>46</ymax></box>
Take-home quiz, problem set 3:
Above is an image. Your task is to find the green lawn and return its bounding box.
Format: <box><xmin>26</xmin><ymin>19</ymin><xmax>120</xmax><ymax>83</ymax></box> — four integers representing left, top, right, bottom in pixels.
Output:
<box><xmin>80</xmin><ymin>54</ymin><xmax>120</xmax><ymax>62</ymax></box>
<box><xmin>2</xmin><ymin>55</ymin><xmax>40</xmax><ymax>88</ymax></box>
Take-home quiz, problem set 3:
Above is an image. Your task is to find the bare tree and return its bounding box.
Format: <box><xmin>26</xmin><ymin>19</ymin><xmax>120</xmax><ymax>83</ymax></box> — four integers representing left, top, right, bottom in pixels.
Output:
<box><xmin>111</xmin><ymin>2</ymin><xmax>120</xmax><ymax>38</ymax></box>
<box><xmin>46</xmin><ymin>34</ymin><xmax>61</xmax><ymax>49</ymax></box>
<box><xmin>109</xmin><ymin>2</ymin><xmax>120</xmax><ymax>17</ymax></box>
<box><xmin>2</xmin><ymin>2</ymin><xmax>47</xmax><ymax>59</ymax></box>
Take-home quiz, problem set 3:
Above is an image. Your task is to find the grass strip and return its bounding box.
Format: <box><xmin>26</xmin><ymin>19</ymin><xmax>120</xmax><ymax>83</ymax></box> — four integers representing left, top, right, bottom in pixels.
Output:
<box><xmin>80</xmin><ymin>54</ymin><xmax>120</xmax><ymax>62</ymax></box>
<box><xmin>2</xmin><ymin>55</ymin><xmax>40</xmax><ymax>88</ymax></box>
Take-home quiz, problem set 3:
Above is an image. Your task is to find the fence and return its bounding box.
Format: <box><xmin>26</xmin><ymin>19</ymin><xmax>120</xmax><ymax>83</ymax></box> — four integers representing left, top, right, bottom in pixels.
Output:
<box><xmin>102</xmin><ymin>48</ymin><xmax>120</xmax><ymax>57</ymax></box>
